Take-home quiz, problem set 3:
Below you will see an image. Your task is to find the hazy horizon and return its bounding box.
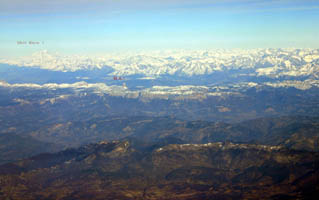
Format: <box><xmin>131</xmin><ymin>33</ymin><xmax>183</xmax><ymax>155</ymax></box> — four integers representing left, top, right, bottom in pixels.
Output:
<box><xmin>1</xmin><ymin>0</ymin><xmax>319</xmax><ymax>58</ymax></box>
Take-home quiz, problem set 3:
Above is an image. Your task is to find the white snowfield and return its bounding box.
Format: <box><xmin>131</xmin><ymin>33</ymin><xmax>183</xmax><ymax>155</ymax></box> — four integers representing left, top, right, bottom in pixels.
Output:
<box><xmin>1</xmin><ymin>49</ymin><xmax>318</xmax><ymax>77</ymax></box>
<box><xmin>1</xmin><ymin>79</ymin><xmax>319</xmax><ymax>100</ymax></box>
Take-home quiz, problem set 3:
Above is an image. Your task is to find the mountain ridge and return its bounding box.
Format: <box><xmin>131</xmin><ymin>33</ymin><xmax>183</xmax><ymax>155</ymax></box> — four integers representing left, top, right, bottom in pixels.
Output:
<box><xmin>1</xmin><ymin>49</ymin><xmax>319</xmax><ymax>77</ymax></box>
<box><xmin>0</xmin><ymin>140</ymin><xmax>318</xmax><ymax>200</ymax></box>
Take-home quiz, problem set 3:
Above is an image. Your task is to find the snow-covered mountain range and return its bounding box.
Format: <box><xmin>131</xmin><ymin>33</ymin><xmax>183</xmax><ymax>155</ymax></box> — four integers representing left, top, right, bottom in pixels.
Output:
<box><xmin>1</xmin><ymin>49</ymin><xmax>319</xmax><ymax>78</ymax></box>
<box><xmin>1</xmin><ymin>79</ymin><xmax>319</xmax><ymax>100</ymax></box>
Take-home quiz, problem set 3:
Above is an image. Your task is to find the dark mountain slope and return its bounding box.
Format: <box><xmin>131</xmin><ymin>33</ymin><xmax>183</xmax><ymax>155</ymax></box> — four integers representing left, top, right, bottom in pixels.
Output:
<box><xmin>1</xmin><ymin>115</ymin><xmax>318</xmax><ymax>165</ymax></box>
<box><xmin>0</xmin><ymin>141</ymin><xmax>318</xmax><ymax>200</ymax></box>
<box><xmin>0</xmin><ymin>133</ymin><xmax>61</xmax><ymax>165</ymax></box>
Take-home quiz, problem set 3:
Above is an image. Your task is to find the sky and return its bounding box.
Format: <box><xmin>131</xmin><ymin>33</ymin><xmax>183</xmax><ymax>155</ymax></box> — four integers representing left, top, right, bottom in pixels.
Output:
<box><xmin>0</xmin><ymin>0</ymin><xmax>319</xmax><ymax>58</ymax></box>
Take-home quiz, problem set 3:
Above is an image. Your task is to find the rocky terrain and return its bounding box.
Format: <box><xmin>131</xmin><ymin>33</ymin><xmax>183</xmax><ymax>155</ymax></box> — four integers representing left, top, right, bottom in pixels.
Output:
<box><xmin>1</xmin><ymin>80</ymin><xmax>319</xmax><ymax>164</ymax></box>
<box><xmin>0</xmin><ymin>140</ymin><xmax>318</xmax><ymax>200</ymax></box>
<box><xmin>0</xmin><ymin>48</ymin><xmax>319</xmax><ymax>199</ymax></box>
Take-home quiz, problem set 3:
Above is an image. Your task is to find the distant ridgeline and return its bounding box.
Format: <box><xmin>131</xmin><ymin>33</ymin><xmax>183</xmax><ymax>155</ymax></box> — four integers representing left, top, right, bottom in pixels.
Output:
<box><xmin>0</xmin><ymin>48</ymin><xmax>318</xmax><ymax>88</ymax></box>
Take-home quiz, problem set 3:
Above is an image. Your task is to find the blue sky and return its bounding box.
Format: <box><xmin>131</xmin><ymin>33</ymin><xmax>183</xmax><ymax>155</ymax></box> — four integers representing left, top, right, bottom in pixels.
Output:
<box><xmin>1</xmin><ymin>0</ymin><xmax>319</xmax><ymax>58</ymax></box>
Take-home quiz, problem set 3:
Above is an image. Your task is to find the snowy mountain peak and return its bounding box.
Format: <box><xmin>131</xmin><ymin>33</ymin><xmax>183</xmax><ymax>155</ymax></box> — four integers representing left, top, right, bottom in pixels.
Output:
<box><xmin>1</xmin><ymin>49</ymin><xmax>319</xmax><ymax>77</ymax></box>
